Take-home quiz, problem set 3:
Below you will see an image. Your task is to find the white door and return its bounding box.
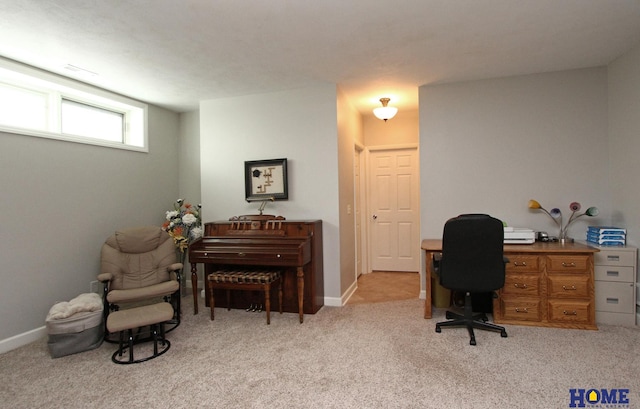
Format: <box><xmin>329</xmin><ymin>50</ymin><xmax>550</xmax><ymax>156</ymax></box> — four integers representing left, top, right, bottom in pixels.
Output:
<box><xmin>369</xmin><ymin>147</ymin><xmax>420</xmax><ymax>272</ymax></box>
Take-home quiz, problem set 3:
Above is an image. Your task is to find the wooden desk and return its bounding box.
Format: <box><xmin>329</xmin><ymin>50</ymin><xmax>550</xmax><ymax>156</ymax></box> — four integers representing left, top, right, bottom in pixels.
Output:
<box><xmin>422</xmin><ymin>239</ymin><xmax>599</xmax><ymax>330</ymax></box>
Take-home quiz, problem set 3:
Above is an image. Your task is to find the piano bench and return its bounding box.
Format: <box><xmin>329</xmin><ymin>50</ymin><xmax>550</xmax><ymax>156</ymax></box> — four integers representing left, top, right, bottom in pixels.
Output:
<box><xmin>207</xmin><ymin>270</ymin><xmax>283</xmax><ymax>324</ymax></box>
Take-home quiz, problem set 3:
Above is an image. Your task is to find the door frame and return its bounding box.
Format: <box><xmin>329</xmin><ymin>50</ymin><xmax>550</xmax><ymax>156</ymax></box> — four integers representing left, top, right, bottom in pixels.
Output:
<box><xmin>354</xmin><ymin>142</ymin><xmax>368</xmax><ymax>280</ymax></box>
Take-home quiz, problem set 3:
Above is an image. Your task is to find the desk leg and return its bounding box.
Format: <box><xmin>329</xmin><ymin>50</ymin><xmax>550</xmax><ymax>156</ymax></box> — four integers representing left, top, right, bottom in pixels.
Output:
<box><xmin>191</xmin><ymin>263</ymin><xmax>199</xmax><ymax>315</ymax></box>
<box><xmin>297</xmin><ymin>266</ymin><xmax>304</xmax><ymax>323</ymax></box>
<box><xmin>424</xmin><ymin>250</ymin><xmax>433</xmax><ymax>319</ymax></box>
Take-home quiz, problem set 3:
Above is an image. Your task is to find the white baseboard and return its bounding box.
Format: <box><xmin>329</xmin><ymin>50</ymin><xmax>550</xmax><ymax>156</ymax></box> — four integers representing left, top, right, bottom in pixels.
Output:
<box><xmin>0</xmin><ymin>326</ymin><xmax>47</xmax><ymax>355</ymax></box>
<box><xmin>337</xmin><ymin>279</ymin><xmax>358</xmax><ymax>306</ymax></box>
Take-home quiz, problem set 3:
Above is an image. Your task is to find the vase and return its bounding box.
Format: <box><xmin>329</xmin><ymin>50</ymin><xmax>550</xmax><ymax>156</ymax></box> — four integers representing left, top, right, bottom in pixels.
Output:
<box><xmin>558</xmin><ymin>228</ymin><xmax>573</xmax><ymax>244</ymax></box>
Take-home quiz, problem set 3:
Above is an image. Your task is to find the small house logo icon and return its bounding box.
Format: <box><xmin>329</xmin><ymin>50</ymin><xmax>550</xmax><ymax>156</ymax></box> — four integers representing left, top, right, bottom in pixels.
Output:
<box><xmin>569</xmin><ymin>388</ymin><xmax>630</xmax><ymax>407</ymax></box>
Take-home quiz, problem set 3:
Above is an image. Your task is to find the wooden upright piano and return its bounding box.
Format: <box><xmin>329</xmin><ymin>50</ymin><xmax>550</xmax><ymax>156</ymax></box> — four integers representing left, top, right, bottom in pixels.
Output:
<box><xmin>188</xmin><ymin>216</ymin><xmax>323</xmax><ymax>323</ymax></box>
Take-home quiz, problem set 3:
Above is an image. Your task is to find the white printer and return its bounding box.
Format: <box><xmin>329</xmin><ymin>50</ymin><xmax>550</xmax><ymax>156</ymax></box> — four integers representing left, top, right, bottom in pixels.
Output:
<box><xmin>503</xmin><ymin>227</ymin><xmax>535</xmax><ymax>244</ymax></box>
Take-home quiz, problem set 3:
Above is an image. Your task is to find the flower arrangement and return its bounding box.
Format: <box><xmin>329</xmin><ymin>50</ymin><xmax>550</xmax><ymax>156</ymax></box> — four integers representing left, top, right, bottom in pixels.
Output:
<box><xmin>162</xmin><ymin>199</ymin><xmax>203</xmax><ymax>254</ymax></box>
<box><xmin>528</xmin><ymin>199</ymin><xmax>598</xmax><ymax>241</ymax></box>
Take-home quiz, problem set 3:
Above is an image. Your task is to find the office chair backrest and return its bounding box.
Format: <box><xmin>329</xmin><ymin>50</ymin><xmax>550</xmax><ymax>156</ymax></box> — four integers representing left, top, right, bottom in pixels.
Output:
<box><xmin>439</xmin><ymin>214</ymin><xmax>505</xmax><ymax>292</ymax></box>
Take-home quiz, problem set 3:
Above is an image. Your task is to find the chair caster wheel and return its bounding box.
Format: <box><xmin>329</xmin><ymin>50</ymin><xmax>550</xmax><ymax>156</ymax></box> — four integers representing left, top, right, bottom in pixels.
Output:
<box><xmin>435</xmin><ymin>325</ymin><xmax>441</xmax><ymax>333</ymax></box>
<box><xmin>470</xmin><ymin>339</ymin><xmax>476</xmax><ymax>346</ymax></box>
<box><xmin>501</xmin><ymin>331</ymin><xmax>508</xmax><ymax>338</ymax></box>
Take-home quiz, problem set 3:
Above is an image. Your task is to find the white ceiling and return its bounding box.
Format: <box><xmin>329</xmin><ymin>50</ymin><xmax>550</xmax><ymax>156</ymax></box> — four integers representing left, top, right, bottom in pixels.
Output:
<box><xmin>1</xmin><ymin>0</ymin><xmax>640</xmax><ymax>114</ymax></box>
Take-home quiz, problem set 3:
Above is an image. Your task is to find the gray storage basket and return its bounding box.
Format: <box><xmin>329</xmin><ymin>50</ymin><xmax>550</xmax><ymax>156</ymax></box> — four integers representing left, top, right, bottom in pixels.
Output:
<box><xmin>46</xmin><ymin>295</ymin><xmax>104</xmax><ymax>358</ymax></box>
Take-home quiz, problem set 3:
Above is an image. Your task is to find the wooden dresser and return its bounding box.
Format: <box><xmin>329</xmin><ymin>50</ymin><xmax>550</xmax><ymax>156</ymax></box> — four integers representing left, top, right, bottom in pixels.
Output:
<box><xmin>493</xmin><ymin>242</ymin><xmax>598</xmax><ymax>330</ymax></box>
<box><xmin>422</xmin><ymin>240</ymin><xmax>599</xmax><ymax>330</ymax></box>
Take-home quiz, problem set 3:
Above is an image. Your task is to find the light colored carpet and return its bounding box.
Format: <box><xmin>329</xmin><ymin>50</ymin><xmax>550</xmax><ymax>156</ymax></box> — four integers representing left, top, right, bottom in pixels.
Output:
<box><xmin>1</xmin><ymin>296</ymin><xmax>639</xmax><ymax>408</ymax></box>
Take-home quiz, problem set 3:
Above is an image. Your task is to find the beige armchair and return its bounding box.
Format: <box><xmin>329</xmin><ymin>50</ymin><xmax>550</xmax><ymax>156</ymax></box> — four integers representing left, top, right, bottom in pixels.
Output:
<box><xmin>98</xmin><ymin>226</ymin><xmax>182</xmax><ymax>341</ymax></box>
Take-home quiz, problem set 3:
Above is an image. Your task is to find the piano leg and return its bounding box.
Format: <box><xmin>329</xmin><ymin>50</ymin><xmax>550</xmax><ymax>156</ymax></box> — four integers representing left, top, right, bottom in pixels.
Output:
<box><xmin>191</xmin><ymin>264</ymin><xmax>199</xmax><ymax>315</ymax></box>
<box><xmin>297</xmin><ymin>266</ymin><xmax>304</xmax><ymax>323</ymax></box>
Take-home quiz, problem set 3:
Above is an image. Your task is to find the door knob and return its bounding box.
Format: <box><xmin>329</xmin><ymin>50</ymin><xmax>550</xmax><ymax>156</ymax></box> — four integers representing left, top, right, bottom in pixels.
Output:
<box><xmin>372</xmin><ymin>214</ymin><xmax>377</xmax><ymax>220</ymax></box>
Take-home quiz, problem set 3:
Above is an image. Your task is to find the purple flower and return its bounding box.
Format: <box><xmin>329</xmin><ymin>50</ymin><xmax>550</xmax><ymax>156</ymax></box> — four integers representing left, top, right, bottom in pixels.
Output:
<box><xmin>550</xmin><ymin>208</ymin><xmax>562</xmax><ymax>219</ymax></box>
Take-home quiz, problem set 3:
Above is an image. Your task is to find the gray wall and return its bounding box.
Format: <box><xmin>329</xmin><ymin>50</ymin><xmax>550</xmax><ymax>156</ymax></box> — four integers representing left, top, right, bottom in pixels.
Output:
<box><xmin>420</xmin><ymin>67</ymin><xmax>610</xmax><ymax>240</ymax></box>
<box><xmin>608</xmin><ymin>41</ymin><xmax>640</xmax><ymax>248</ymax></box>
<box><xmin>0</xmin><ymin>104</ymin><xmax>180</xmax><ymax>344</ymax></box>
<box><xmin>199</xmin><ymin>84</ymin><xmax>343</xmax><ymax>303</ymax></box>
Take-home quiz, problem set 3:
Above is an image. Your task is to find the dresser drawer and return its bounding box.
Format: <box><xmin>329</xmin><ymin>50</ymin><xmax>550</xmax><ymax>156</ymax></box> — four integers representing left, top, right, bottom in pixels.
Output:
<box><xmin>505</xmin><ymin>255</ymin><xmax>540</xmax><ymax>273</ymax></box>
<box><xmin>548</xmin><ymin>300</ymin><xmax>593</xmax><ymax>324</ymax></box>
<box><xmin>594</xmin><ymin>265</ymin><xmax>635</xmax><ymax>282</ymax></box>
<box><xmin>547</xmin><ymin>274</ymin><xmax>590</xmax><ymax>298</ymax></box>
<box><xmin>546</xmin><ymin>255</ymin><xmax>590</xmax><ymax>273</ymax></box>
<box><xmin>500</xmin><ymin>298</ymin><xmax>542</xmax><ymax>322</ymax></box>
<box><xmin>595</xmin><ymin>281</ymin><xmax>635</xmax><ymax>313</ymax></box>
<box><xmin>594</xmin><ymin>250</ymin><xmax>636</xmax><ymax>267</ymax></box>
<box><xmin>502</xmin><ymin>273</ymin><xmax>541</xmax><ymax>296</ymax></box>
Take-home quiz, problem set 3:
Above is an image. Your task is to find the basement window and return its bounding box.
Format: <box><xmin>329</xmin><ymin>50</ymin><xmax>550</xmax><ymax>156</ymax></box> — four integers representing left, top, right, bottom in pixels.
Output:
<box><xmin>0</xmin><ymin>58</ymin><xmax>147</xmax><ymax>152</ymax></box>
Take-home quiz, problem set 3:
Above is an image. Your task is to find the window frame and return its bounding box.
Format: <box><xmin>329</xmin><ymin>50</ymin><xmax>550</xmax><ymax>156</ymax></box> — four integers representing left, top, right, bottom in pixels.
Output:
<box><xmin>0</xmin><ymin>58</ymin><xmax>148</xmax><ymax>152</ymax></box>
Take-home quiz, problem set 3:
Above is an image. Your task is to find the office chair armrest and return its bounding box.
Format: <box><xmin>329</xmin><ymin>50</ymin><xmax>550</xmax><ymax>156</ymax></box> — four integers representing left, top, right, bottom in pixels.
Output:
<box><xmin>503</xmin><ymin>256</ymin><xmax>510</xmax><ymax>264</ymax></box>
<box><xmin>432</xmin><ymin>252</ymin><xmax>442</xmax><ymax>273</ymax></box>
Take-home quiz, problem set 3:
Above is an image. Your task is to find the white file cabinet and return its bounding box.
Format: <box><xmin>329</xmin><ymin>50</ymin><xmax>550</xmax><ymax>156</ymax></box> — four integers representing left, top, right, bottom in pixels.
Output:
<box><xmin>591</xmin><ymin>245</ymin><xmax>637</xmax><ymax>326</ymax></box>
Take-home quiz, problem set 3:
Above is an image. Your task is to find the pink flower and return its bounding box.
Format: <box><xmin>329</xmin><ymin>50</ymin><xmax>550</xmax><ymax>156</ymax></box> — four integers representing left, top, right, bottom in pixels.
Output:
<box><xmin>569</xmin><ymin>202</ymin><xmax>581</xmax><ymax>212</ymax></box>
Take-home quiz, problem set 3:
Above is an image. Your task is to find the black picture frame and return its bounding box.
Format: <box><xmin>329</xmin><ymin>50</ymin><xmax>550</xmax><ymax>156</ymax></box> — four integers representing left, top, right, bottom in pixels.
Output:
<box><xmin>244</xmin><ymin>158</ymin><xmax>288</xmax><ymax>201</ymax></box>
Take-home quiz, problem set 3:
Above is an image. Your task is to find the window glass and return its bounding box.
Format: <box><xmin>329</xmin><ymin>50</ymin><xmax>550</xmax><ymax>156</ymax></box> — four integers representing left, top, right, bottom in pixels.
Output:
<box><xmin>0</xmin><ymin>83</ymin><xmax>48</xmax><ymax>131</ymax></box>
<box><xmin>61</xmin><ymin>99</ymin><xmax>124</xmax><ymax>142</ymax></box>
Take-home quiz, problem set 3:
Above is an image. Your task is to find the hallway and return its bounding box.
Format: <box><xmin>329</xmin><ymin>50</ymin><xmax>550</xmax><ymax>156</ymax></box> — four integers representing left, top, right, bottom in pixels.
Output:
<box><xmin>347</xmin><ymin>271</ymin><xmax>420</xmax><ymax>305</ymax></box>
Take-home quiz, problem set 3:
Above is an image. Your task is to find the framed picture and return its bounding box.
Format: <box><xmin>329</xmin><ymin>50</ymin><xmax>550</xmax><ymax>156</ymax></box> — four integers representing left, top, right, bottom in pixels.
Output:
<box><xmin>244</xmin><ymin>158</ymin><xmax>288</xmax><ymax>201</ymax></box>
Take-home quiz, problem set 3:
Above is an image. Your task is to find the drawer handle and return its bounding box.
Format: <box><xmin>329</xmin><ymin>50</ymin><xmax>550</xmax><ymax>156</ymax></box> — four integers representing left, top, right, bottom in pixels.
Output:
<box><xmin>514</xmin><ymin>283</ymin><xmax>528</xmax><ymax>289</ymax></box>
<box><xmin>238</xmin><ymin>252</ymin><xmax>246</xmax><ymax>257</ymax></box>
<box><xmin>561</xmin><ymin>262</ymin><xmax>576</xmax><ymax>268</ymax></box>
<box><xmin>276</xmin><ymin>254</ymin><xmax>281</xmax><ymax>258</ymax></box>
<box><xmin>563</xmin><ymin>310</ymin><xmax>578</xmax><ymax>315</ymax></box>
<box><xmin>562</xmin><ymin>285</ymin><xmax>577</xmax><ymax>291</ymax></box>
<box><xmin>513</xmin><ymin>261</ymin><xmax>527</xmax><ymax>267</ymax></box>
<box><xmin>606</xmin><ymin>298</ymin><xmax>619</xmax><ymax>304</ymax></box>
<box><xmin>607</xmin><ymin>255</ymin><xmax>620</xmax><ymax>261</ymax></box>
<box><xmin>515</xmin><ymin>307</ymin><xmax>529</xmax><ymax>313</ymax></box>
<box><xmin>606</xmin><ymin>271</ymin><xmax>619</xmax><ymax>277</ymax></box>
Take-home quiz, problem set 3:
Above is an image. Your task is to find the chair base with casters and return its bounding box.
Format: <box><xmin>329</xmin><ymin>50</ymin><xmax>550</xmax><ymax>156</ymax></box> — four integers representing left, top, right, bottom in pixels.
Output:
<box><xmin>435</xmin><ymin>291</ymin><xmax>507</xmax><ymax>345</ymax></box>
<box><xmin>106</xmin><ymin>302</ymin><xmax>173</xmax><ymax>364</ymax></box>
<box><xmin>207</xmin><ymin>270</ymin><xmax>282</xmax><ymax>324</ymax></box>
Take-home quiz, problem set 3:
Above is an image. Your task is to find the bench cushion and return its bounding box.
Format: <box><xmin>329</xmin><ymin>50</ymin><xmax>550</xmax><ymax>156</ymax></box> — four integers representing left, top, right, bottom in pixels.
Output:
<box><xmin>208</xmin><ymin>270</ymin><xmax>280</xmax><ymax>285</ymax></box>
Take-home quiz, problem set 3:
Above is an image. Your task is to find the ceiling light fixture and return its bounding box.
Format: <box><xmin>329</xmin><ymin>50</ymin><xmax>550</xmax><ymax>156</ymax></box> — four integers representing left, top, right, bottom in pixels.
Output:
<box><xmin>373</xmin><ymin>97</ymin><xmax>398</xmax><ymax>122</ymax></box>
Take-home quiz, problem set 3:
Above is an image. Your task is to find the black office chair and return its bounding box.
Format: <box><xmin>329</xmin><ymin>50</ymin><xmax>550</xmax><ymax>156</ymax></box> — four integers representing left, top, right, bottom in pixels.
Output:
<box><xmin>434</xmin><ymin>214</ymin><xmax>508</xmax><ymax>345</ymax></box>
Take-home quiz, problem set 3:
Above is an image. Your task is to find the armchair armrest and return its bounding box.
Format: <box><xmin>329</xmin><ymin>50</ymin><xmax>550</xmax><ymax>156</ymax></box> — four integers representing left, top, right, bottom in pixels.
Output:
<box><xmin>97</xmin><ymin>272</ymin><xmax>113</xmax><ymax>282</ymax></box>
<box><xmin>168</xmin><ymin>263</ymin><xmax>183</xmax><ymax>282</ymax></box>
